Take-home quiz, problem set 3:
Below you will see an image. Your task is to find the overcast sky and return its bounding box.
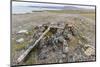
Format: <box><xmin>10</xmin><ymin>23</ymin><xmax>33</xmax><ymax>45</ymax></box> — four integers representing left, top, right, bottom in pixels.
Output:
<box><xmin>12</xmin><ymin>1</ymin><xmax>95</xmax><ymax>9</ymax></box>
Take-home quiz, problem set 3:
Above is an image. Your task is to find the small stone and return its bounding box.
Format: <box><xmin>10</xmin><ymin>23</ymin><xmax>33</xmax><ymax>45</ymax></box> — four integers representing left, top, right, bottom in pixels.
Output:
<box><xmin>78</xmin><ymin>40</ymin><xmax>82</xmax><ymax>44</ymax></box>
<box><xmin>57</xmin><ymin>29</ymin><xmax>63</xmax><ymax>34</ymax></box>
<box><xmin>16</xmin><ymin>38</ymin><xmax>24</xmax><ymax>43</ymax></box>
<box><xmin>67</xmin><ymin>34</ymin><xmax>73</xmax><ymax>40</ymax></box>
<box><xmin>59</xmin><ymin>59</ymin><xmax>63</xmax><ymax>63</ymax></box>
<box><xmin>68</xmin><ymin>24</ymin><xmax>73</xmax><ymax>27</ymax></box>
<box><xmin>29</xmin><ymin>39</ymin><xmax>33</xmax><ymax>42</ymax></box>
<box><xmin>63</xmin><ymin>47</ymin><xmax>69</xmax><ymax>54</ymax></box>
<box><xmin>43</xmin><ymin>45</ymin><xmax>47</xmax><ymax>48</ymax></box>
<box><xmin>63</xmin><ymin>40</ymin><xmax>68</xmax><ymax>46</ymax></box>
<box><xmin>84</xmin><ymin>47</ymin><xmax>95</xmax><ymax>56</ymax></box>
<box><xmin>12</xmin><ymin>38</ymin><xmax>14</xmax><ymax>40</ymax></box>
<box><xmin>58</xmin><ymin>36</ymin><xmax>64</xmax><ymax>43</ymax></box>
<box><xmin>62</xmin><ymin>54</ymin><xmax>66</xmax><ymax>58</ymax></box>
<box><xmin>39</xmin><ymin>26</ymin><xmax>45</xmax><ymax>32</ymax></box>
<box><xmin>39</xmin><ymin>52</ymin><xmax>47</xmax><ymax>60</ymax></box>
<box><xmin>19</xmin><ymin>26</ymin><xmax>22</xmax><ymax>28</ymax></box>
<box><xmin>17</xmin><ymin>30</ymin><xmax>28</xmax><ymax>34</ymax></box>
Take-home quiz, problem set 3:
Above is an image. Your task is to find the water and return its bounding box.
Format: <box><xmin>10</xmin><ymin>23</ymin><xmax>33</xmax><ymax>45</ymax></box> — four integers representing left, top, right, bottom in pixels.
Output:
<box><xmin>12</xmin><ymin>6</ymin><xmax>61</xmax><ymax>14</ymax></box>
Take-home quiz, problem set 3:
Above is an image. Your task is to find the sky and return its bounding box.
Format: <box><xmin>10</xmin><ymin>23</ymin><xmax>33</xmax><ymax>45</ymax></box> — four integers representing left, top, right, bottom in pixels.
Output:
<box><xmin>12</xmin><ymin>1</ymin><xmax>95</xmax><ymax>9</ymax></box>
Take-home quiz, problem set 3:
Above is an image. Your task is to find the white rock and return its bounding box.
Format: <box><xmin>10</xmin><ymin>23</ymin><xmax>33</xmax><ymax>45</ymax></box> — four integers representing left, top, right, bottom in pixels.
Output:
<box><xmin>68</xmin><ymin>24</ymin><xmax>73</xmax><ymax>27</ymax></box>
<box><xmin>16</xmin><ymin>38</ymin><xmax>24</xmax><ymax>43</ymax></box>
<box><xmin>84</xmin><ymin>47</ymin><xmax>95</xmax><ymax>56</ymax></box>
<box><xmin>63</xmin><ymin>47</ymin><xmax>69</xmax><ymax>54</ymax></box>
<box><xmin>19</xmin><ymin>26</ymin><xmax>22</xmax><ymax>28</ymax></box>
<box><xmin>67</xmin><ymin>34</ymin><xmax>73</xmax><ymax>40</ymax></box>
<box><xmin>59</xmin><ymin>59</ymin><xmax>63</xmax><ymax>63</ymax></box>
<box><xmin>63</xmin><ymin>40</ymin><xmax>68</xmax><ymax>46</ymax></box>
<box><xmin>17</xmin><ymin>30</ymin><xmax>28</xmax><ymax>34</ymax></box>
<box><xmin>38</xmin><ymin>24</ymin><xmax>42</xmax><ymax>27</ymax></box>
<box><xmin>78</xmin><ymin>40</ymin><xmax>82</xmax><ymax>44</ymax></box>
<box><xmin>12</xmin><ymin>38</ymin><xmax>14</xmax><ymax>40</ymax></box>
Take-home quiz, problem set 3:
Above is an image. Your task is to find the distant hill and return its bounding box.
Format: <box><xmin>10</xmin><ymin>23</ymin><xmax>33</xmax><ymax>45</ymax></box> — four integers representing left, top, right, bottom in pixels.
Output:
<box><xmin>28</xmin><ymin>5</ymin><xmax>95</xmax><ymax>12</ymax></box>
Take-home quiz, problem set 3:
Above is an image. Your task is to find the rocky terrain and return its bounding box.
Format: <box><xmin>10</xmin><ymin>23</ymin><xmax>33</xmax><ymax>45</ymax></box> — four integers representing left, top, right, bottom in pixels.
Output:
<box><xmin>11</xmin><ymin>11</ymin><xmax>96</xmax><ymax>66</ymax></box>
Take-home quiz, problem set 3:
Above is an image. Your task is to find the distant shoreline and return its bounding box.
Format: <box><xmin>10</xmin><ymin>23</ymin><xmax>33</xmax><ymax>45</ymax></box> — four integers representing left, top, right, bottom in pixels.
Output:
<box><xmin>12</xmin><ymin>9</ymin><xmax>95</xmax><ymax>15</ymax></box>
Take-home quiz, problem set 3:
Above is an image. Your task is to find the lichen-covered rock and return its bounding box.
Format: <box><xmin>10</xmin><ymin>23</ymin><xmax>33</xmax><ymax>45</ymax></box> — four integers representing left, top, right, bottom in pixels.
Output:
<box><xmin>84</xmin><ymin>47</ymin><xmax>95</xmax><ymax>56</ymax></box>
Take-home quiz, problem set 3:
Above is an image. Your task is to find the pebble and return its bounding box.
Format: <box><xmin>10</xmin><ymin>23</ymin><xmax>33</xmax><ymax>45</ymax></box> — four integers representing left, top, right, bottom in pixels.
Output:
<box><xmin>68</xmin><ymin>24</ymin><xmax>73</xmax><ymax>27</ymax></box>
<box><xmin>16</xmin><ymin>38</ymin><xmax>24</xmax><ymax>43</ymax></box>
<box><xmin>63</xmin><ymin>47</ymin><xmax>69</xmax><ymax>54</ymax></box>
<box><xmin>67</xmin><ymin>34</ymin><xmax>73</xmax><ymax>40</ymax></box>
<box><xmin>62</xmin><ymin>54</ymin><xmax>66</xmax><ymax>58</ymax></box>
<box><xmin>78</xmin><ymin>40</ymin><xmax>82</xmax><ymax>45</ymax></box>
<box><xmin>63</xmin><ymin>40</ymin><xmax>68</xmax><ymax>46</ymax></box>
<box><xmin>39</xmin><ymin>26</ymin><xmax>45</xmax><ymax>32</ymax></box>
<box><xmin>59</xmin><ymin>59</ymin><xmax>63</xmax><ymax>63</ymax></box>
<box><xmin>84</xmin><ymin>47</ymin><xmax>95</xmax><ymax>56</ymax></box>
<box><xmin>39</xmin><ymin>52</ymin><xmax>47</xmax><ymax>60</ymax></box>
<box><xmin>12</xmin><ymin>38</ymin><xmax>14</xmax><ymax>40</ymax></box>
<box><xmin>17</xmin><ymin>30</ymin><xmax>28</xmax><ymax>34</ymax></box>
<box><xmin>19</xmin><ymin>26</ymin><xmax>22</xmax><ymax>28</ymax></box>
<box><xmin>58</xmin><ymin>36</ymin><xmax>64</xmax><ymax>43</ymax></box>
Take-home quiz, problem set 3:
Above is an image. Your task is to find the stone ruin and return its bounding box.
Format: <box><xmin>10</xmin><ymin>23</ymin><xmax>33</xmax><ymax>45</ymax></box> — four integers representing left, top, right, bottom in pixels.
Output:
<box><xmin>15</xmin><ymin>22</ymin><xmax>95</xmax><ymax>64</ymax></box>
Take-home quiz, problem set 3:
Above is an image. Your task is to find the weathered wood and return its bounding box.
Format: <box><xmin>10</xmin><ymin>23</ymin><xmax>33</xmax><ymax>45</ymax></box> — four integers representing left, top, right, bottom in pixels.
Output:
<box><xmin>16</xmin><ymin>27</ymin><xmax>51</xmax><ymax>63</ymax></box>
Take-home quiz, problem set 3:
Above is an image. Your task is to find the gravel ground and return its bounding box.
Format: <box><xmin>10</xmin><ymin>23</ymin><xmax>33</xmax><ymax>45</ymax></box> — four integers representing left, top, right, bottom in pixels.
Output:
<box><xmin>11</xmin><ymin>11</ymin><xmax>96</xmax><ymax>66</ymax></box>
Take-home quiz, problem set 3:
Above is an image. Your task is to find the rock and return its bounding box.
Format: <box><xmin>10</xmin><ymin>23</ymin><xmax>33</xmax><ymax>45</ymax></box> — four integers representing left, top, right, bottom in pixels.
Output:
<box><xmin>84</xmin><ymin>47</ymin><xmax>95</xmax><ymax>56</ymax></box>
<box><xmin>29</xmin><ymin>39</ymin><xmax>33</xmax><ymax>43</ymax></box>
<box><xmin>43</xmin><ymin>45</ymin><xmax>47</xmax><ymax>48</ymax></box>
<box><xmin>52</xmin><ymin>37</ymin><xmax>59</xmax><ymax>45</ymax></box>
<box><xmin>58</xmin><ymin>36</ymin><xmax>64</xmax><ymax>43</ymax></box>
<box><xmin>62</xmin><ymin>40</ymin><xmax>69</xmax><ymax>54</ymax></box>
<box><xmin>62</xmin><ymin>54</ymin><xmax>66</xmax><ymax>58</ymax></box>
<box><xmin>39</xmin><ymin>27</ymin><xmax>45</xmax><ymax>32</ymax></box>
<box><xmin>68</xmin><ymin>24</ymin><xmax>73</xmax><ymax>27</ymax></box>
<box><xmin>78</xmin><ymin>40</ymin><xmax>82</xmax><ymax>45</ymax></box>
<box><xmin>17</xmin><ymin>30</ymin><xmax>28</xmax><ymax>34</ymax></box>
<box><xmin>16</xmin><ymin>38</ymin><xmax>24</xmax><ymax>43</ymax></box>
<box><xmin>57</xmin><ymin>29</ymin><xmax>63</xmax><ymax>34</ymax></box>
<box><xmin>63</xmin><ymin>47</ymin><xmax>69</xmax><ymax>54</ymax></box>
<box><xmin>39</xmin><ymin>54</ymin><xmax>47</xmax><ymax>60</ymax></box>
<box><xmin>63</xmin><ymin>40</ymin><xmax>68</xmax><ymax>46</ymax></box>
<box><xmin>59</xmin><ymin>59</ymin><xmax>63</xmax><ymax>63</ymax></box>
<box><xmin>12</xmin><ymin>38</ymin><xmax>14</xmax><ymax>40</ymax></box>
<box><xmin>67</xmin><ymin>34</ymin><xmax>73</xmax><ymax>40</ymax></box>
<box><xmin>39</xmin><ymin>51</ymin><xmax>47</xmax><ymax>60</ymax></box>
<box><xmin>63</xmin><ymin>29</ymin><xmax>69</xmax><ymax>37</ymax></box>
<box><xmin>19</xmin><ymin>26</ymin><xmax>22</xmax><ymax>28</ymax></box>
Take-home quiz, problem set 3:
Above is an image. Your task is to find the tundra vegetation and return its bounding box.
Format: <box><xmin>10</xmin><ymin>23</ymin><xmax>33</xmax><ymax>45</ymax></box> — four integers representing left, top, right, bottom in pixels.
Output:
<box><xmin>11</xmin><ymin>9</ymin><xmax>95</xmax><ymax>66</ymax></box>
